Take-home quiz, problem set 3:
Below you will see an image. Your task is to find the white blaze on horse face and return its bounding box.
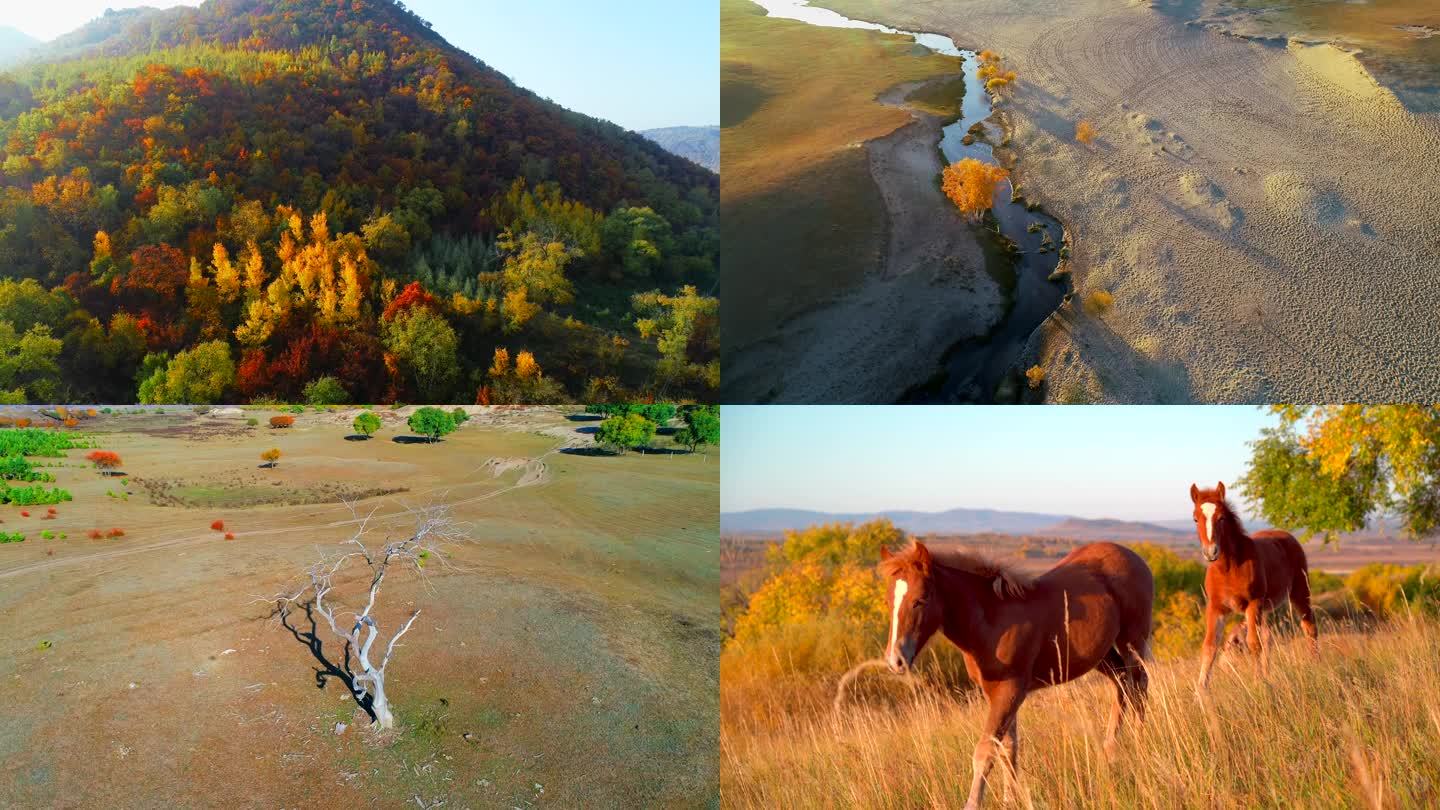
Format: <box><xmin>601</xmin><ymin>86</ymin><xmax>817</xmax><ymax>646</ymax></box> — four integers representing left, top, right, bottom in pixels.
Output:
<box><xmin>1200</xmin><ymin>502</ymin><xmax>1217</xmax><ymax>550</ymax></box>
<box><xmin>887</xmin><ymin>578</ymin><xmax>909</xmax><ymax>662</ymax></box>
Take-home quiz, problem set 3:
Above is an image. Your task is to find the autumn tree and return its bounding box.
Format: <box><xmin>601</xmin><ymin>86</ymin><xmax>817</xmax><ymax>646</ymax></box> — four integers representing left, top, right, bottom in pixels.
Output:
<box><xmin>632</xmin><ymin>286</ymin><xmax>720</xmax><ymax>393</ymax></box>
<box><xmin>942</xmin><ymin>158</ymin><xmax>1009</xmax><ymax>222</ymax></box>
<box><xmin>261</xmin><ymin>447</ymin><xmax>281</xmax><ymax>467</ymax></box>
<box><xmin>1238</xmin><ymin>405</ymin><xmax>1440</xmax><ymax>542</ymax></box>
<box><xmin>1075</xmin><ymin>120</ymin><xmax>1099</xmax><ymax>145</ymax></box>
<box><xmin>485</xmin><ymin>347</ymin><xmax>566</xmax><ymax>404</ymax></box>
<box><xmin>496</xmin><ymin>230</ymin><xmax>576</xmax><ymax>306</ymax></box>
<box><xmin>138</xmin><ymin>340</ymin><xmax>234</xmax><ymax>404</ymax></box>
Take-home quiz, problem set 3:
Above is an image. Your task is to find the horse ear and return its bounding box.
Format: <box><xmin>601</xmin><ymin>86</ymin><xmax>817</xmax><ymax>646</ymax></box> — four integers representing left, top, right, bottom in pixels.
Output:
<box><xmin>1189</xmin><ymin>483</ymin><xmax>1200</xmax><ymax>503</ymax></box>
<box><xmin>913</xmin><ymin>541</ymin><xmax>932</xmax><ymax>569</ymax></box>
<box><xmin>1216</xmin><ymin>481</ymin><xmax>1226</xmax><ymax>499</ymax></box>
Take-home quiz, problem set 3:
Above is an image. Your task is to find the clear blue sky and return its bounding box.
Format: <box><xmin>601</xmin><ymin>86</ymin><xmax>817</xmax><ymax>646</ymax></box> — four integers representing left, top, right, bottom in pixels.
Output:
<box><xmin>721</xmin><ymin>406</ymin><xmax>1280</xmax><ymax>522</ymax></box>
<box><xmin>13</xmin><ymin>1</ymin><xmax>717</xmax><ymax>131</ymax></box>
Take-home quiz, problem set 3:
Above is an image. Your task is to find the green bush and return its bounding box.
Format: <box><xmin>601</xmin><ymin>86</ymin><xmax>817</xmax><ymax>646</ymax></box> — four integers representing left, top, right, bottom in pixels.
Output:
<box><xmin>0</xmin><ymin>531</ymin><xmax>23</xmax><ymax>543</ymax></box>
<box><xmin>407</xmin><ymin>407</ymin><xmax>456</xmax><ymax>442</ymax></box>
<box><xmin>0</xmin><ymin>455</ymin><xmax>52</xmax><ymax>482</ymax></box>
<box><xmin>353</xmin><ymin>410</ymin><xmax>382</xmax><ymax>437</ymax></box>
<box><xmin>0</xmin><ymin>429</ymin><xmax>88</xmax><ymax>457</ymax></box>
<box><xmin>595</xmin><ymin>413</ymin><xmax>656</xmax><ymax>454</ymax></box>
<box><xmin>40</xmin><ymin>530</ymin><xmax>53</xmax><ymax>540</ymax></box>
<box><xmin>451</xmin><ymin>407</ymin><xmax>470</xmax><ymax>424</ymax></box>
<box><xmin>0</xmin><ymin>485</ymin><xmax>74</xmax><ymax>505</ymax></box>
<box><xmin>246</xmin><ymin>417</ymin><xmax>259</xmax><ymax>426</ymax></box>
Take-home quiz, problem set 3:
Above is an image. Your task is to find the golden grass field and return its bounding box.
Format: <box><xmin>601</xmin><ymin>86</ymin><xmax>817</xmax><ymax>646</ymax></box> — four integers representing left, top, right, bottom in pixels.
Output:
<box><xmin>0</xmin><ymin>407</ymin><xmax>718</xmax><ymax>807</ymax></box>
<box><xmin>722</xmin><ymin>613</ymin><xmax>1440</xmax><ymax>808</ymax></box>
<box><xmin>721</xmin><ymin>0</ymin><xmax>961</xmax><ymax>356</ymax></box>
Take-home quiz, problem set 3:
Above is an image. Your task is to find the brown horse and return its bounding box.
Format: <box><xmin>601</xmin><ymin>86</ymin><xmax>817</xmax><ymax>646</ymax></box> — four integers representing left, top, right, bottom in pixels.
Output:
<box><xmin>1190</xmin><ymin>481</ymin><xmax>1318</xmax><ymax>691</ymax></box>
<box><xmin>880</xmin><ymin>541</ymin><xmax>1153</xmax><ymax>810</ymax></box>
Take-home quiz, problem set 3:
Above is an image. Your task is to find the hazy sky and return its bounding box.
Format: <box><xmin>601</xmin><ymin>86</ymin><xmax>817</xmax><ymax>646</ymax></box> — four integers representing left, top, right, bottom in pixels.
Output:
<box><xmin>7</xmin><ymin>1</ymin><xmax>718</xmax><ymax>131</ymax></box>
<box><xmin>721</xmin><ymin>406</ymin><xmax>1280</xmax><ymax>521</ymax></box>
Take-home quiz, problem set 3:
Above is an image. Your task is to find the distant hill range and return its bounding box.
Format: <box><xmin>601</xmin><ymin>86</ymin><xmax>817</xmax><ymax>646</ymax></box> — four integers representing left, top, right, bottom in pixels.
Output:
<box><xmin>0</xmin><ymin>26</ymin><xmax>40</xmax><ymax>66</ymax></box>
<box><xmin>641</xmin><ymin>126</ymin><xmax>719</xmax><ymax>172</ymax></box>
<box><xmin>721</xmin><ymin>507</ymin><xmax>1423</xmax><ymax>544</ymax></box>
<box><xmin>723</xmin><ymin>507</ymin><xmax>1209</xmax><ymax>542</ymax></box>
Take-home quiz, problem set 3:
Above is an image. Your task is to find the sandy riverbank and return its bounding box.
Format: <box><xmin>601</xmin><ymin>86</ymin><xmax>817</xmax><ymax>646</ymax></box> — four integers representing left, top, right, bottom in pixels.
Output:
<box><xmin>818</xmin><ymin>0</ymin><xmax>1440</xmax><ymax>402</ymax></box>
<box><xmin>726</xmin><ymin>78</ymin><xmax>1001</xmax><ymax>403</ymax></box>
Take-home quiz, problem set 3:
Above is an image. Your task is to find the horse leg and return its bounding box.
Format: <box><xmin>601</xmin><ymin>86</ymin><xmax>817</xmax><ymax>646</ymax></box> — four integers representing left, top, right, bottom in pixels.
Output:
<box><xmin>965</xmin><ymin>681</ymin><xmax>1023</xmax><ymax>810</ymax></box>
<box><xmin>1291</xmin><ymin>572</ymin><xmax>1320</xmax><ymax>655</ymax></box>
<box><xmin>1098</xmin><ymin>659</ymin><xmax>1125</xmax><ymax>759</ymax></box>
<box><xmin>1244</xmin><ymin>602</ymin><xmax>1269</xmax><ymax>676</ymax></box>
<box><xmin>1196</xmin><ymin>604</ymin><xmax>1226</xmax><ymax>693</ymax></box>
<box><xmin>1122</xmin><ymin>642</ymin><xmax>1149</xmax><ymax>725</ymax></box>
<box><xmin>998</xmin><ymin>718</ymin><xmax>1020</xmax><ymax>803</ymax></box>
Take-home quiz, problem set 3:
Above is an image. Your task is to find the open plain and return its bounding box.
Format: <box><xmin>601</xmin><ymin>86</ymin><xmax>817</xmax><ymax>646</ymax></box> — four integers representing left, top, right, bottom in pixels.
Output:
<box><xmin>0</xmin><ymin>407</ymin><xmax>718</xmax><ymax>807</ymax></box>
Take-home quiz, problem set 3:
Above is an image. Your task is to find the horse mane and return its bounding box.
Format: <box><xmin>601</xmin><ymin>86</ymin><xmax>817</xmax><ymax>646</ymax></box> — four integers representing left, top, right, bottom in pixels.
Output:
<box><xmin>880</xmin><ymin>542</ymin><xmax>1032</xmax><ymax>598</ymax></box>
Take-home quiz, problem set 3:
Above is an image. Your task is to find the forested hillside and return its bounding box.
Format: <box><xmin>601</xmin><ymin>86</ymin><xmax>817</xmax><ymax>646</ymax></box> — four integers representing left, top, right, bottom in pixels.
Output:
<box><xmin>0</xmin><ymin>0</ymin><xmax>718</xmax><ymax>404</ymax></box>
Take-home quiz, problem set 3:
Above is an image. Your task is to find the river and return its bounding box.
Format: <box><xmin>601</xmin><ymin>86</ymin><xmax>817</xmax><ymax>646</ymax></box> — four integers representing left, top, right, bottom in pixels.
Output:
<box><xmin>753</xmin><ymin>0</ymin><xmax>1070</xmax><ymax>403</ymax></box>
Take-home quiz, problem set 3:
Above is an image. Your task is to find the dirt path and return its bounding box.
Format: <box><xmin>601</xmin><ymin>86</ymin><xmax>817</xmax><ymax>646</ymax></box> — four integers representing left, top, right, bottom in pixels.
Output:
<box><xmin>820</xmin><ymin>0</ymin><xmax>1440</xmax><ymax>402</ymax></box>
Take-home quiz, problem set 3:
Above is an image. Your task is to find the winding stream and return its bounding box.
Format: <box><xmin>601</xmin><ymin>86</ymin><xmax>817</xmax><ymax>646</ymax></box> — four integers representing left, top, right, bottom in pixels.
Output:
<box><xmin>754</xmin><ymin>0</ymin><xmax>1070</xmax><ymax>402</ymax></box>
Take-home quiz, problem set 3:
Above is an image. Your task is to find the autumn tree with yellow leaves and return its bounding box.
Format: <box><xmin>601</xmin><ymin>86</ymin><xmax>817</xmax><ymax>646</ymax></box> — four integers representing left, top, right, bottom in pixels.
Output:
<box><xmin>941</xmin><ymin>158</ymin><xmax>1010</xmax><ymax>222</ymax></box>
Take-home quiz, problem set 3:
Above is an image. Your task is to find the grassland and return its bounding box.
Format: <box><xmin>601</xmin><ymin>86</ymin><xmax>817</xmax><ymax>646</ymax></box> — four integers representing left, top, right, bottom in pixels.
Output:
<box><xmin>723</xmin><ymin>613</ymin><xmax>1440</xmax><ymax>808</ymax></box>
<box><xmin>0</xmin><ymin>407</ymin><xmax>719</xmax><ymax>807</ymax></box>
<box><xmin>721</xmin><ymin>0</ymin><xmax>962</xmax><ymax>380</ymax></box>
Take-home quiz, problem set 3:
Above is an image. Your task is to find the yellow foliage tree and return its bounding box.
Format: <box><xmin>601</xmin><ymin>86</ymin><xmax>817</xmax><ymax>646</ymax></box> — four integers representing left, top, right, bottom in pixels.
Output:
<box><xmin>211</xmin><ymin>243</ymin><xmax>241</xmax><ymax>303</ymax></box>
<box><xmin>942</xmin><ymin>158</ymin><xmax>1010</xmax><ymax>222</ymax></box>
<box><xmin>1075</xmin><ymin>120</ymin><xmax>1099</xmax><ymax>145</ymax></box>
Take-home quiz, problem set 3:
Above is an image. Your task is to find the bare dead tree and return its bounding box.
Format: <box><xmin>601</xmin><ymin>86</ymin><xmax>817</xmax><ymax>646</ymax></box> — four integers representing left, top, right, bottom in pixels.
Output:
<box><xmin>265</xmin><ymin>502</ymin><xmax>467</xmax><ymax>730</ymax></box>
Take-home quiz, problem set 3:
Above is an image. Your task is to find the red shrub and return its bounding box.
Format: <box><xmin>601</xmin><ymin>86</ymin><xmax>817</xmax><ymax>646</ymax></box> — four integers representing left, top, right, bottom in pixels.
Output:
<box><xmin>87</xmin><ymin>450</ymin><xmax>123</xmax><ymax>470</ymax></box>
<box><xmin>107</xmin><ymin>528</ymin><xmax>125</xmax><ymax>538</ymax></box>
<box><xmin>224</xmin><ymin>532</ymin><xmax>235</xmax><ymax>541</ymax></box>
<box><xmin>87</xmin><ymin>529</ymin><xmax>102</xmax><ymax>539</ymax></box>
<box><xmin>46</xmin><ymin>507</ymin><xmax>56</xmax><ymax>515</ymax></box>
<box><xmin>19</xmin><ymin>510</ymin><xmax>28</xmax><ymax>517</ymax></box>
<box><xmin>269</xmin><ymin>415</ymin><xmax>295</xmax><ymax>429</ymax></box>
<box><xmin>211</xmin><ymin>520</ymin><xmax>225</xmax><ymax>531</ymax></box>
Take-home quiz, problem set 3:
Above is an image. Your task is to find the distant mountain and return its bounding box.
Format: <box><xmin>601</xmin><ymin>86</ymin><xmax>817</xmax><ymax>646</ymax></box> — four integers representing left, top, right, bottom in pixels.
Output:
<box><xmin>0</xmin><ymin>26</ymin><xmax>40</xmax><ymax>66</ymax></box>
<box><xmin>721</xmin><ymin>507</ymin><xmax>1071</xmax><ymax>535</ymax></box>
<box><xmin>641</xmin><ymin>125</ymin><xmax>719</xmax><ymax>172</ymax></box>
<box><xmin>0</xmin><ymin>0</ymin><xmax>718</xmax><ymax>404</ymax></box>
<box><xmin>1034</xmin><ymin>518</ymin><xmax>1187</xmax><ymax>542</ymax></box>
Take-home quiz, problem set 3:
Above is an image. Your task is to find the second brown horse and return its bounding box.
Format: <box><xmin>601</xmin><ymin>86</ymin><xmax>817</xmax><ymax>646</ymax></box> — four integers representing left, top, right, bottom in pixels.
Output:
<box><xmin>1190</xmin><ymin>481</ymin><xmax>1318</xmax><ymax>691</ymax></box>
<box><xmin>880</xmin><ymin>541</ymin><xmax>1153</xmax><ymax>810</ymax></box>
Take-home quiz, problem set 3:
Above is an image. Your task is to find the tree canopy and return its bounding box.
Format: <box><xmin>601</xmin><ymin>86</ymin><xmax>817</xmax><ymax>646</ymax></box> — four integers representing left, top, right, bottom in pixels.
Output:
<box><xmin>0</xmin><ymin>0</ymin><xmax>719</xmax><ymax>404</ymax></box>
<box><xmin>1237</xmin><ymin>405</ymin><xmax>1440</xmax><ymax>541</ymax></box>
<box><xmin>407</xmin><ymin>406</ymin><xmax>456</xmax><ymax>442</ymax></box>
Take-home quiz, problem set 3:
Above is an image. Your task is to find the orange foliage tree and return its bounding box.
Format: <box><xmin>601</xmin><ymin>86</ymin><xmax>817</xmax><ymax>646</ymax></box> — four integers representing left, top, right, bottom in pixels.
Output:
<box><xmin>86</xmin><ymin>450</ymin><xmax>122</xmax><ymax>473</ymax></box>
<box><xmin>941</xmin><ymin>158</ymin><xmax>1010</xmax><ymax>222</ymax></box>
<box><xmin>269</xmin><ymin>415</ymin><xmax>294</xmax><ymax>429</ymax></box>
<box><xmin>1075</xmin><ymin>120</ymin><xmax>1098</xmax><ymax>145</ymax></box>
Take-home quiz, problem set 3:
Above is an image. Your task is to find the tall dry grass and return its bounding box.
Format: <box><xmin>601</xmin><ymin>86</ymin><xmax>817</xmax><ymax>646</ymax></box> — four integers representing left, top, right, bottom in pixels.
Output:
<box><xmin>722</xmin><ymin>615</ymin><xmax>1440</xmax><ymax>808</ymax></box>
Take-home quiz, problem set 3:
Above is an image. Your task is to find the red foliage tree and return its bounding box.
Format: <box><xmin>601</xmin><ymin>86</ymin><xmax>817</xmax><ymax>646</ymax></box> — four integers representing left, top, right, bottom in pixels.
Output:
<box><xmin>269</xmin><ymin>415</ymin><xmax>294</xmax><ymax>428</ymax></box>
<box><xmin>381</xmin><ymin>281</ymin><xmax>440</xmax><ymax>323</ymax></box>
<box><xmin>86</xmin><ymin>450</ymin><xmax>122</xmax><ymax>472</ymax></box>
